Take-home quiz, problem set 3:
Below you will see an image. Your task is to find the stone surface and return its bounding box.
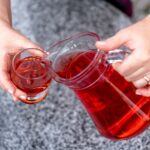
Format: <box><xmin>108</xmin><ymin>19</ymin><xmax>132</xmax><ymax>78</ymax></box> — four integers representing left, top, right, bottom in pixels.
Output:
<box><xmin>0</xmin><ymin>0</ymin><xmax>149</xmax><ymax>150</ymax></box>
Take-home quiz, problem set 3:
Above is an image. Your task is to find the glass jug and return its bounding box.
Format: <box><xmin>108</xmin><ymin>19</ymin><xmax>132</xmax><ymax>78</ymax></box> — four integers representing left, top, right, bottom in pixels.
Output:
<box><xmin>48</xmin><ymin>32</ymin><xmax>150</xmax><ymax>140</ymax></box>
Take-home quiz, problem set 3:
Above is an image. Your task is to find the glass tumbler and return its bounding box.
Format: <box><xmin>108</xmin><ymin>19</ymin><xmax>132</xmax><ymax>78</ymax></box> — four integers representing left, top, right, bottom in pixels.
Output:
<box><xmin>48</xmin><ymin>32</ymin><xmax>150</xmax><ymax>140</ymax></box>
<box><xmin>11</xmin><ymin>48</ymin><xmax>52</xmax><ymax>104</ymax></box>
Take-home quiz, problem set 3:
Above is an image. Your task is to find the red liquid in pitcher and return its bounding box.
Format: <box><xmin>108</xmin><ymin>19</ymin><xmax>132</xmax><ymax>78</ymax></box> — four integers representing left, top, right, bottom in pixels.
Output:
<box><xmin>11</xmin><ymin>56</ymin><xmax>51</xmax><ymax>95</ymax></box>
<box><xmin>56</xmin><ymin>50</ymin><xmax>150</xmax><ymax>140</ymax></box>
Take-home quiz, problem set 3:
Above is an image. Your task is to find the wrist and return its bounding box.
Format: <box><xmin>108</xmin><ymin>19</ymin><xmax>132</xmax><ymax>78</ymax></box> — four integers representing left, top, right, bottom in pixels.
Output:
<box><xmin>0</xmin><ymin>0</ymin><xmax>12</xmax><ymax>26</ymax></box>
<box><xmin>0</xmin><ymin>19</ymin><xmax>11</xmax><ymax>28</ymax></box>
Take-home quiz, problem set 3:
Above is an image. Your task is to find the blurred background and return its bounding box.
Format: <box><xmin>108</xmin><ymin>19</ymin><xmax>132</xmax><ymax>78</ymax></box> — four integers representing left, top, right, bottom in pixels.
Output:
<box><xmin>132</xmin><ymin>0</ymin><xmax>150</xmax><ymax>21</ymax></box>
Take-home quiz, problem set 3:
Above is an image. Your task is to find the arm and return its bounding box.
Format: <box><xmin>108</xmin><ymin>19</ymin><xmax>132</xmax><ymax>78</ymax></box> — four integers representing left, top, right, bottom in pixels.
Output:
<box><xmin>0</xmin><ymin>0</ymin><xmax>40</xmax><ymax>101</ymax></box>
<box><xmin>0</xmin><ymin>0</ymin><xmax>12</xmax><ymax>25</ymax></box>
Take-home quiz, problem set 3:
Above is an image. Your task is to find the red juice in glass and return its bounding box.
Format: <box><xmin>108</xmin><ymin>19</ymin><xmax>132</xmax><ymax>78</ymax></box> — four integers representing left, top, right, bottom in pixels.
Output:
<box><xmin>11</xmin><ymin>48</ymin><xmax>52</xmax><ymax>104</ymax></box>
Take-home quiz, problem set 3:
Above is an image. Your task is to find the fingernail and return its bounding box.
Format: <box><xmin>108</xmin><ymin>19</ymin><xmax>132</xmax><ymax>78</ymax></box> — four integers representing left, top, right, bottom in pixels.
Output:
<box><xmin>8</xmin><ymin>89</ymin><xmax>13</xmax><ymax>94</ymax></box>
<box><xmin>19</xmin><ymin>95</ymin><xmax>26</xmax><ymax>100</ymax></box>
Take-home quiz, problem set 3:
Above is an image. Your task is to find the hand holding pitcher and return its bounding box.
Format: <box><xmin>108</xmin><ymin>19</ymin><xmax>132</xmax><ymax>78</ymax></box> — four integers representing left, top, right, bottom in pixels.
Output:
<box><xmin>96</xmin><ymin>15</ymin><xmax>150</xmax><ymax>97</ymax></box>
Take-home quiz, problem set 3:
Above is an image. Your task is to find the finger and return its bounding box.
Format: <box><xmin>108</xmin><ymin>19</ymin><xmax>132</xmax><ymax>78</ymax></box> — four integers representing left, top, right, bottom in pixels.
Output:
<box><xmin>0</xmin><ymin>53</ymin><xmax>26</xmax><ymax>101</ymax></box>
<box><xmin>133</xmin><ymin>78</ymin><xmax>148</xmax><ymax>88</ymax></box>
<box><xmin>13</xmin><ymin>88</ymin><xmax>27</xmax><ymax>101</ymax></box>
<box><xmin>136</xmin><ymin>87</ymin><xmax>150</xmax><ymax>97</ymax></box>
<box><xmin>0</xmin><ymin>80</ymin><xmax>18</xmax><ymax>102</ymax></box>
<box><xmin>22</xmin><ymin>48</ymin><xmax>47</xmax><ymax>58</ymax></box>
<box><xmin>112</xmin><ymin>51</ymin><xmax>144</xmax><ymax>77</ymax></box>
<box><xmin>0</xmin><ymin>72</ymin><xmax>15</xmax><ymax>94</ymax></box>
<box><xmin>125</xmin><ymin>67</ymin><xmax>148</xmax><ymax>82</ymax></box>
<box><xmin>8</xmin><ymin>31</ymin><xmax>47</xmax><ymax>58</ymax></box>
<box><xmin>0</xmin><ymin>81</ymin><xmax>15</xmax><ymax>96</ymax></box>
<box><xmin>96</xmin><ymin>31</ymin><xmax>145</xmax><ymax>77</ymax></box>
<box><xmin>0</xmin><ymin>54</ymin><xmax>15</xmax><ymax>94</ymax></box>
<box><xmin>14</xmin><ymin>30</ymin><xmax>42</xmax><ymax>49</ymax></box>
<box><xmin>10</xmin><ymin>32</ymin><xmax>44</xmax><ymax>55</ymax></box>
<box><xmin>0</xmin><ymin>81</ymin><xmax>6</xmax><ymax>91</ymax></box>
<box><xmin>0</xmin><ymin>71</ymin><xmax>15</xmax><ymax>94</ymax></box>
<box><xmin>96</xmin><ymin>31</ymin><xmax>127</xmax><ymax>51</ymax></box>
<box><xmin>0</xmin><ymin>74</ymin><xmax>27</xmax><ymax>101</ymax></box>
<box><xmin>12</xmin><ymin>95</ymin><xmax>18</xmax><ymax>102</ymax></box>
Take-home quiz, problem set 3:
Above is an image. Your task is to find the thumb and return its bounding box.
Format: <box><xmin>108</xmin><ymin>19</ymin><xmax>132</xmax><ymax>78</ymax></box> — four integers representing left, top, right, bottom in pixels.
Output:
<box><xmin>16</xmin><ymin>36</ymin><xmax>42</xmax><ymax>50</ymax></box>
<box><xmin>96</xmin><ymin>31</ymin><xmax>126</xmax><ymax>51</ymax></box>
<box><xmin>12</xmin><ymin>30</ymin><xmax>43</xmax><ymax>52</ymax></box>
<box><xmin>12</xmin><ymin>36</ymin><xmax>45</xmax><ymax>57</ymax></box>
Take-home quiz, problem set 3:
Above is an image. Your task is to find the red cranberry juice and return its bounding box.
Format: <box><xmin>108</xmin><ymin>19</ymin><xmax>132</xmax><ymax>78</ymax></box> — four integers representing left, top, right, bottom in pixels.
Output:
<box><xmin>55</xmin><ymin>50</ymin><xmax>150</xmax><ymax>139</ymax></box>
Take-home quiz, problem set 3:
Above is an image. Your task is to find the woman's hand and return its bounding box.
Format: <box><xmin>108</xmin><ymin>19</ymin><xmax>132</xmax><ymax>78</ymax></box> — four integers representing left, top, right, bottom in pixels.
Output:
<box><xmin>96</xmin><ymin>15</ymin><xmax>150</xmax><ymax>97</ymax></box>
<box><xmin>0</xmin><ymin>21</ymin><xmax>40</xmax><ymax>100</ymax></box>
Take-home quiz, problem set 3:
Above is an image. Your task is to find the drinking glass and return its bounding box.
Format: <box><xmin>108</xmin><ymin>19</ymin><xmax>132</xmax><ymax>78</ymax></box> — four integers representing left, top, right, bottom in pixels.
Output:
<box><xmin>11</xmin><ymin>48</ymin><xmax>52</xmax><ymax>104</ymax></box>
<box><xmin>48</xmin><ymin>32</ymin><xmax>150</xmax><ymax>140</ymax></box>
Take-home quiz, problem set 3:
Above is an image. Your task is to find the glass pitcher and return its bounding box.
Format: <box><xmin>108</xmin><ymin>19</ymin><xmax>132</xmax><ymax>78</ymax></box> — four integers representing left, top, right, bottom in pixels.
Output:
<box><xmin>48</xmin><ymin>32</ymin><xmax>150</xmax><ymax>140</ymax></box>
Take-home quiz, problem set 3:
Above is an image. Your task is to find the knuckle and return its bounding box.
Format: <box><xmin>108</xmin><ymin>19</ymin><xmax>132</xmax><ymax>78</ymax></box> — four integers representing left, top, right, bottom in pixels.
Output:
<box><xmin>133</xmin><ymin>81</ymin><xmax>141</xmax><ymax>88</ymax></box>
<box><xmin>124</xmin><ymin>76</ymin><xmax>132</xmax><ymax>82</ymax></box>
<box><xmin>117</xmin><ymin>29</ymin><xmax>125</xmax><ymax>36</ymax></box>
<box><xmin>117</xmin><ymin>68</ymin><xmax>126</xmax><ymax>76</ymax></box>
<box><xmin>140</xmin><ymin>55</ymin><xmax>149</xmax><ymax>63</ymax></box>
<box><xmin>135</xmin><ymin>52</ymin><xmax>150</xmax><ymax>64</ymax></box>
<box><xmin>116</xmin><ymin>29</ymin><xmax>128</xmax><ymax>39</ymax></box>
<box><xmin>113</xmin><ymin>64</ymin><xmax>124</xmax><ymax>75</ymax></box>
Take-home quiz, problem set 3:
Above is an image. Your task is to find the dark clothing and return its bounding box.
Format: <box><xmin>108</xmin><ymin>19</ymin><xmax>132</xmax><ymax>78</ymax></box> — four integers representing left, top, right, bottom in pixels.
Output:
<box><xmin>106</xmin><ymin>0</ymin><xmax>133</xmax><ymax>17</ymax></box>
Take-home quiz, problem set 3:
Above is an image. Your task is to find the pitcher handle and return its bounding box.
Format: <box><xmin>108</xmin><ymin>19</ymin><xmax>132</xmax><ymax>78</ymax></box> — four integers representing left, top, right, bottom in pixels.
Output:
<box><xmin>105</xmin><ymin>49</ymin><xmax>131</xmax><ymax>64</ymax></box>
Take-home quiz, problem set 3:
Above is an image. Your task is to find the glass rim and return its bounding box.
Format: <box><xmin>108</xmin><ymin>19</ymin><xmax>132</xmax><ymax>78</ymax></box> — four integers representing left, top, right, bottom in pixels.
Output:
<box><xmin>11</xmin><ymin>48</ymin><xmax>50</xmax><ymax>80</ymax></box>
<box><xmin>49</xmin><ymin>32</ymin><xmax>103</xmax><ymax>83</ymax></box>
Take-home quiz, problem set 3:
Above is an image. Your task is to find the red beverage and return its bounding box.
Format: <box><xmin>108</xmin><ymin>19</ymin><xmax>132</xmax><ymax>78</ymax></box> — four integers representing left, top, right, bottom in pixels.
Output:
<box><xmin>11</xmin><ymin>56</ymin><xmax>51</xmax><ymax>104</ymax></box>
<box><xmin>55</xmin><ymin>50</ymin><xmax>150</xmax><ymax>140</ymax></box>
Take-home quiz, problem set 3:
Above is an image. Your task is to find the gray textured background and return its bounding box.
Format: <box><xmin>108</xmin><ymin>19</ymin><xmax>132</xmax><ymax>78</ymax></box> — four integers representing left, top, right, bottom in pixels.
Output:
<box><xmin>0</xmin><ymin>0</ymin><xmax>149</xmax><ymax>149</ymax></box>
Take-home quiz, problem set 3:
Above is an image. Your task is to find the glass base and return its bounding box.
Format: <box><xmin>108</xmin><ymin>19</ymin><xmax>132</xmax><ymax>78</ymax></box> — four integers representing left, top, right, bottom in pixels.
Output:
<box><xmin>18</xmin><ymin>89</ymin><xmax>48</xmax><ymax>104</ymax></box>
